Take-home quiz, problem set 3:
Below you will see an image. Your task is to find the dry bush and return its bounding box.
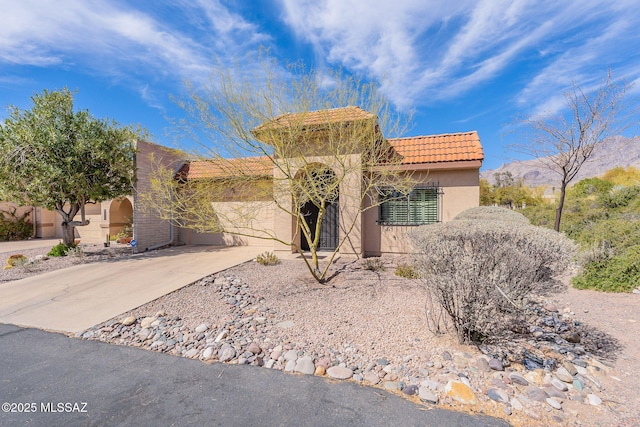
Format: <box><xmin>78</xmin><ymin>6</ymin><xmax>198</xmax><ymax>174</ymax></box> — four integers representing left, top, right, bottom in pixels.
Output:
<box><xmin>453</xmin><ymin>206</ymin><xmax>531</xmax><ymax>223</ymax></box>
<box><xmin>362</xmin><ymin>257</ymin><xmax>385</xmax><ymax>272</ymax></box>
<box><xmin>394</xmin><ymin>262</ymin><xmax>420</xmax><ymax>278</ymax></box>
<box><xmin>409</xmin><ymin>220</ymin><xmax>576</xmax><ymax>343</ymax></box>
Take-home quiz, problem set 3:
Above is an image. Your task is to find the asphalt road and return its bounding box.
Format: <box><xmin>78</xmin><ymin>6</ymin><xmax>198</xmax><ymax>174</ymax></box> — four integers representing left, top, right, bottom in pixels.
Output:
<box><xmin>0</xmin><ymin>324</ymin><xmax>511</xmax><ymax>427</ymax></box>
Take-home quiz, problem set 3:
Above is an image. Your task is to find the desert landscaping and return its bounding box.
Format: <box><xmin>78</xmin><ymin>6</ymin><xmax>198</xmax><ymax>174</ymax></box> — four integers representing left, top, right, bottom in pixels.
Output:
<box><xmin>3</xmin><ymin>244</ymin><xmax>639</xmax><ymax>427</ymax></box>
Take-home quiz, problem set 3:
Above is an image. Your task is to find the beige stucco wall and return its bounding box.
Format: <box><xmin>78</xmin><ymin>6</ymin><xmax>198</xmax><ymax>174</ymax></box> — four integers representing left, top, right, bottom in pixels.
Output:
<box><xmin>72</xmin><ymin>202</ymin><xmax>103</xmax><ymax>242</ymax></box>
<box><xmin>363</xmin><ymin>167</ymin><xmax>480</xmax><ymax>256</ymax></box>
<box><xmin>180</xmin><ymin>200</ymin><xmax>276</xmax><ymax>247</ymax></box>
<box><xmin>133</xmin><ymin>140</ymin><xmax>185</xmax><ymax>252</ymax></box>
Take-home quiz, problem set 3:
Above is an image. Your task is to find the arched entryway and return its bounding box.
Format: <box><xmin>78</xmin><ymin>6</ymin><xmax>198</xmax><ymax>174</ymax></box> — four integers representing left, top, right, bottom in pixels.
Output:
<box><xmin>297</xmin><ymin>165</ymin><xmax>339</xmax><ymax>251</ymax></box>
<box><xmin>109</xmin><ymin>197</ymin><xmax>133</xmax><ymax>238</ymax></box>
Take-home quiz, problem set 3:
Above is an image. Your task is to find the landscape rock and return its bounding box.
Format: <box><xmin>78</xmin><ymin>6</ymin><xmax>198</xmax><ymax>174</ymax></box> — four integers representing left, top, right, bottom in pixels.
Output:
<box><xmin>587</xmin><ymin>394</ymin><xmax>602</xmax><ymax>406</ymax></box>
<box><xmin>488</xmin><ymin>358</ymin><xmax>504</xmax><ymax>371</ymax></box>
<box><xmin>120</xmin><ymin>316</ymin><xmax>136</xmax><ymax>326</ymax></box>
<box><xmin>327</xmin><ymin>366</ymin><xmax>353</xmax><ymax>380</ymax></box>
<box><xmin>445</xmin><ymin>380</ymin><xmax>478</xmax><ymax>405</ymax></box>
<box><xmin>551</xmin><ymin>378</ymin><xmax>568</xmax><ymax>392</ymax></box>
<box><xmin>218</xmin><ymin>345</ymin><xmax>236</xmax><ymax>362</ymax></box>
<box><xmin>184</xmin><ymin>348</ymin><xmax>199</xmax><ymax>358</ymax></box>
<box><xmin>562</xmin><ymin>360</ymin><xmax>578</xmax><ymax>376</ymax></box>
<box><xmin>525</xmin><ymin>386</ymin><xmax>548</xmax><ymax>402</ymax></box>
<box><xmin>402</xmin><ymin>385</ymin><xmax>418</xmax><ymax>396</ymax></box>
<box><xmin>363</xmin><ymin>371</ymin><xmax>380</xmax><ymax>384</ymax></box>
<box><xmin>546</xmin><ymin>397</ymin><xmax>562</xmax><ymax>410</ymax></box>
<box><xmin>419</xmin><ymin>387</ymin><xmax>439</xmax><ymax>404</ymax></box>
<box><xmin>476</xmin><ymin>357</ymin><xmax>490</xmax><ymax>372</ymax></box>
<box><xmin>202</xmin><ymin>347</ymin><xmax>214</xmax><ymax>360</ymax></box>
<box><xmin>487</xmin><ymin>388</ymin><xmax>509</xmax><ymax>403</ymax></box>
<box><xmin>140</xmin><ymin>317</ymin><xmax>157</xmax><ymax>329</ymax></box>
<box><xmin>294</xmin><ymin>356</ymin><xmax>315</xmax><ymax>375</ymax></box>
<box><xmin>284</xmin><ymin>349</ymin><xmax>298</xmax><ymax>362</ymax></box>
<box><xmin>247</xmin><ymin>342</ymin><xmax>261</xmax><ymax>354</ymax></box>
<box><xmin>556</xmin><ymin>366</ymin><xmax>574</xmax><ymax>383</ymax></box>
<box><xmin>508</xmin><ymin>372</ymin><xmax>529</xmax><ymax>386</ymax></box>
<box><xmin>195</xmin><ymin>323</ymin><xmax>208</xmax><ymax>333</ymax></box>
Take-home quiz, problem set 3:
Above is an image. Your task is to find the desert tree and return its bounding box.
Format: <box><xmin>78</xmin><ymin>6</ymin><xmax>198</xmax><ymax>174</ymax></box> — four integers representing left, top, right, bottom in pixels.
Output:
<box><xmin>0</xmin><ymin>88</ymin><xmax>143</xmax><ymax>246</ymax></box>
<box><xmin>142</xmin><ymin>59</ymin><xmax>414</xmax><ymax>282</ymax></box>
<box><xmin>513</xmin><ymin>72</ymin><xmax>638</xmax><ymax>231</ymax></box>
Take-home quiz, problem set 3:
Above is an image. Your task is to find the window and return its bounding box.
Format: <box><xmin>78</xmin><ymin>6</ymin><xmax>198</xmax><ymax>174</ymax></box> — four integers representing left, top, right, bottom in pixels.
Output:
<box><xmin>378</xmin><ymin>186</ymin><xmax>440</xmax><ymax>225</ymax></box>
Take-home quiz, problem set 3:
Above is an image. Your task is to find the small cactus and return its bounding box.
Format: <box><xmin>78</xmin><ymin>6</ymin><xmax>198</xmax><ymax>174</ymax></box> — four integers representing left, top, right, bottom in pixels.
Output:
<box><xmin>256</xmin><ymin>251</ymin><xmax>280</xmax><ymax>266</ymax></box>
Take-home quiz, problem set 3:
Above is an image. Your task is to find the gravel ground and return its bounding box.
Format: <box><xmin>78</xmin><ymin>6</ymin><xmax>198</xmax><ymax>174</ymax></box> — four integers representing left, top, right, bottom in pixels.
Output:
<box><xmin>112</xmin><ymin>257</ymin><xmax>638</xmax><ymax>427</ymax></box>
<box><xmin>0</xmin><ymin>243</ymin><xmax>133</xmax><ymax>283</ymax></box>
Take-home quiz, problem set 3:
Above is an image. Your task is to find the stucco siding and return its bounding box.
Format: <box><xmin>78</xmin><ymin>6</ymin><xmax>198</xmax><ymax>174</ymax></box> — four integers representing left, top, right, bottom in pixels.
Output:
<box><xmin>181</xmin><ymin>200</ymin><xmax>276</xmax><ymax>247</ymax></box>
<box><xmin>363</xmin><ymin>167</ymin><xmax>480</xmax><ymax>256</ymax></box>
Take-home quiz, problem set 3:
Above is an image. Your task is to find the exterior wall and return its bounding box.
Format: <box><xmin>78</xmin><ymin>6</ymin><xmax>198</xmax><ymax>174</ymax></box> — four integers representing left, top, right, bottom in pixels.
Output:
<box><xmin>72</xmin><ymin>202</ymin><xmax>103</xmax><ymax>242</ymax></box>
<box><xmin>35</xmin><ymin>207</ymin><xmax>58</xmax><ymax>238</ymax></box>
<box><xmin>133</xmin><ymin>140</ymin><xmax>185</xmax><ymax>252</ymax></box>
<box><xmin>363</xmin><ymin>167</ymin><xmax>480</xmax><ymax>256</ymax></box>
<box><xmin>271</xmin><ymin>153</ymin><xmax>363</xmax><ymax>256</ymax></box>
<box><xmin>180</xmin><ymin>200</ymin><xmax>276</xmax><ymax>247</ymax></box>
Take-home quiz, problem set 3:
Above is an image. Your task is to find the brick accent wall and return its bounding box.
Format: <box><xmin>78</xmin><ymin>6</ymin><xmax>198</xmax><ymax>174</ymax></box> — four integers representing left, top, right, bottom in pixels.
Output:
<box><xmin>133</xmin><ymin>141</ymin><xmax>185</xmax><ymax>252</ymax></box>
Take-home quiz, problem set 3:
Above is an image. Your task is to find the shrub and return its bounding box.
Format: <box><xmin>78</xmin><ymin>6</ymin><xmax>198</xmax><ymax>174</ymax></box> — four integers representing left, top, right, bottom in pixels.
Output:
<box><xmin>599</xmin><ymin>185</ymin><xmax>640</xmax><ymax>209</ymax></box>
<box><xmin>66</xmin><ymin>245</ymin><xmax>85</xmax><ymax>261</ymax></box>
<box><xmin>453</xmin><ymin>206</ymin><xmax>530</xmax><ymax>224</ymax></box>
<box><xmin>394</xmin><ymin>263</ymin><xmax>420</xmax><ymax>278</ymax></box>
<box><xmin>47</xmin><ymin>242</ymin><xmax>77</xmax><ymax>257</ymax></box>
<box><xmin>256</xmin><ymin>251</ymin><xmax>279</xmax><ymax>266</ymax></box>
<box><xmin>573</xmin><ymin>244</ymin><xmax>640</xmax><ymax>292</ymax></box>
<box><xmin>362</xmin><ymin>257</ymin><xmax>385</xmax><ymax>272</ymax></box>
<box><xmin>0</xmin><ymin>208</ymin><xmax>33</xmax><ymax>241</ymax></box>
<box><xmin>409</xmin><ymin>220</ymin><xmax>576</xmax><ymax>343</ymax></box>
<box><xmin>570</xmin><ymin>177</ymin><xmax>614</xmax><ymax>198</ymax></box>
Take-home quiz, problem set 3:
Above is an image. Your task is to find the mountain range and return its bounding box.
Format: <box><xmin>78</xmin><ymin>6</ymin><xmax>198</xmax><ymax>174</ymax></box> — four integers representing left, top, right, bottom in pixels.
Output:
<box><xmin>481</xmin><ymin>136</ymin><xmax>640</xmax><ymax>188</ymax></box>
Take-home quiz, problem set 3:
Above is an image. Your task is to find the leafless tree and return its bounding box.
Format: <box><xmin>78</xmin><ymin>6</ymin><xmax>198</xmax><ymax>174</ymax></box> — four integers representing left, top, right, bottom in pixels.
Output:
<box><xmin>141</xmin><ymin>59</ymin><xmax>414</xmax><ymax>283</ymax></box>
<box><xmin>513</xmin><ymin>72</ymin><xmax>638</xmax><ymax>231</ymax></box>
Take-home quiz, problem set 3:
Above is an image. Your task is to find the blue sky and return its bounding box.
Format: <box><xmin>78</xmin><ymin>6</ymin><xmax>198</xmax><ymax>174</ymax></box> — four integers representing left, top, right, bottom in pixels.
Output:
<box><xmin>2</xmin><ymin>0</ymin><xmax>640</xmax><ymax>170</ymax></box>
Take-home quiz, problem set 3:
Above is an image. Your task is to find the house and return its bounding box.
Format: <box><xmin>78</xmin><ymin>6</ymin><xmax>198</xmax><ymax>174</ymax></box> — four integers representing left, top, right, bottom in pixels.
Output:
<box><xmin>2</xmin><ymin>107</ymin><xmax>483</xmax><ymax>255</ymax></box>
<box><xmin>135</xmin><ymin>107</ymin><xmax>484</xmax><ymax>256</ymax></box>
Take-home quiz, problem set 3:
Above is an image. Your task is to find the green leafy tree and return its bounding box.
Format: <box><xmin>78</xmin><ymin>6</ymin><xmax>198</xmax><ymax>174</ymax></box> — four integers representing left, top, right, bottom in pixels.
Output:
<box><xmin>479</xmin><ymin>178</ymin><xmax>494</xmax><ymax>205</ymax></box>
<box><xmin>0</xmin><ymin>89</ymin><xmax>142</xmax><ymax>246</ymax></box>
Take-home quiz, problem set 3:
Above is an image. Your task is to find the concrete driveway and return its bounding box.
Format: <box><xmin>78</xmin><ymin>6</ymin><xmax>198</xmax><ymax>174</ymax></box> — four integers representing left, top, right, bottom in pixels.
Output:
<box><xmin>0</xmin><ymin>245</ymin><xmax>267</xmax><ymax>334</ymax></box>
<box><xmin>0</xmin><ymin>238</ymin><xmax>60</xmax><ymax>254</ymax></box>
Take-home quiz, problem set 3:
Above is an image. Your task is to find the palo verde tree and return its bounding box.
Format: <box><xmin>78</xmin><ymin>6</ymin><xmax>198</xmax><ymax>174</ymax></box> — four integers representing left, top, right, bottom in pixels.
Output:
<box><xmin>143</xmin><ymin>59</ymin><xmax>414</xmax><ymax>282</ymax></box>
<box><xmin>513</xmin><ymin>72</ymin><xmax>638</xmax><ymax>231</ymax></box>
<box><xmin>0</xmin><ymin>89</ymin><xmax>142</xmax><ymax>246</ymax></box>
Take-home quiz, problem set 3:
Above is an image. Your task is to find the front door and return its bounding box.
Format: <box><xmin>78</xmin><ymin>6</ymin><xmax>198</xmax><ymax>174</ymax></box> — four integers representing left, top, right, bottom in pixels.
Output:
<box><xmin>301</xmin><ymin>200</ymin><xmax>338</xmax><ymax>251</ymax></box>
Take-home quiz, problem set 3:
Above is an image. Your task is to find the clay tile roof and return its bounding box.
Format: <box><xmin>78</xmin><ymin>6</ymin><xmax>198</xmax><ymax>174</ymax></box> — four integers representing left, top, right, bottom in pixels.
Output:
<box><xmin>389</xmin><ymin>131</ymin><xmax>484</xmax><ymax>164</ymax></box>
<box><xmin>255</xmin><ymin>106</ymin><xmax>375</xmax><ymax>131</ymax></box>
<box><xmin>178</xmin><ymin>156</ymin><xmax>272</xmax><ymax>180</ymax></box>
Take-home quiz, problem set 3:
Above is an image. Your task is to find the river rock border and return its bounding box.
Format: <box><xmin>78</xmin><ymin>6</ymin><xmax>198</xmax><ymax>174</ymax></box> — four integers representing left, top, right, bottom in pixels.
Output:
<box><xmin>79</xmin><ymin>272</ymin><xmax>619</xmax><ymax>425</ymax></box>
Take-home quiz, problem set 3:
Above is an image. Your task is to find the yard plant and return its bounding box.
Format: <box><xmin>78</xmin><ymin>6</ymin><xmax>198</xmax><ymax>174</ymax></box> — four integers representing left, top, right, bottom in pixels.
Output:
<box><xmin>0</xmin><ymin>89</ymin><xmax>144</xmax><ymax>246</ymax></box>
<box><xmin>523</xmin><ymin>167</ymin><xmax>640</xmax><ymax>292</ymax></box>
<box><xmin>410</xmin><ymin>207</ymin><xmax>575</xmax><ymax>343</ymax></box>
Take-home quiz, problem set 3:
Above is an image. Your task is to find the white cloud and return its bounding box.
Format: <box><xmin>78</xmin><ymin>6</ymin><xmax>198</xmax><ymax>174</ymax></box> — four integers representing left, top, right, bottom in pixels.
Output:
<box><xmin>0</xmin><ymin>0</ymin><xmax>271</xmax><ymax>107</ymax></box>
<box><xmin>277</xmin><ymin>0</ymin><xmax>640</xmax><ymax>115</ymax></box>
